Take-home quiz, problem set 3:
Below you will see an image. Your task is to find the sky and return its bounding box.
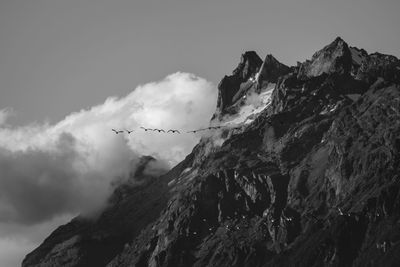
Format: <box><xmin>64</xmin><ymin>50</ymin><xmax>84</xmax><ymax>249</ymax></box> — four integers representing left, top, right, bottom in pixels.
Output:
<box><xmin>0</xmin><ymin>0</ymin><xmax>399</xmax><ymax>266</ymax></box>
<box><xmin>1</xmin><ymin>0</ymin><xmax>400</xmax><ymax>126</ymax></box>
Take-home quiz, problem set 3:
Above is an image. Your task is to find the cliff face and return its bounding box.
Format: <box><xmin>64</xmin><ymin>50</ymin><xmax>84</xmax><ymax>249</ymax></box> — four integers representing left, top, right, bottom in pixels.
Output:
<box><xmin>23</xmin><ymin>38</ymin><xmax>400</xmax><ymax>267</ymax></box>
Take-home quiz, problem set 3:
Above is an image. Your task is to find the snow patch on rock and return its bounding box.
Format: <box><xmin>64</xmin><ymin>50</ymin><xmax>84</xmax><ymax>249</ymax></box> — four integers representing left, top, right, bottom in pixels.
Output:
<box><xmin>222</xmin><ymin>84</ymin><xmax>274</xmax><ymax>126</ymax></box>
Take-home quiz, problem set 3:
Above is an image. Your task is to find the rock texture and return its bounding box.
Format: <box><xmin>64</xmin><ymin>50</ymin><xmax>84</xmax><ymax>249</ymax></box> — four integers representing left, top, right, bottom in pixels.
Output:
<box><xmin>297</xmin><ymin>37</ymin><xmax>353</xmax><ymax>80</ymax></box>
<box><xmin>256</xmin><ymin>54</ymin><xmax>291</xmax><ymax>90</ymax></box>
<box><xmin>24</xmin><ymin>37</ymin><xmax>400</xmax><ymax>267</ymax></box>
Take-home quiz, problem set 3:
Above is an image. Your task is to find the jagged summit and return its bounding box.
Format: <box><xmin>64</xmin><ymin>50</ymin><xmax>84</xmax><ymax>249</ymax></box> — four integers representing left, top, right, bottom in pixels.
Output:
<box><xmin>296</xmin><ymin>37</ymin><xmax>400</xmax><ymax>85</ymax></box>
<box><xmin>215</xmin><ymin>51</ymin><xmax>263</xmax><ymax>113</ymax></box>
<box><xmin>215</xmin><ymin>51</ymin><xmax>288</xmax><ymax>116</ymax></box>
<box><xmin>216</xmin><ymin>37</ymin><xmax>379</xmax><ymax>117</ymax></box>
<box><xmin>24</xmin><ymin>39</ymin><xmax>400</xmax><ymax>267</ymax></box>
<box><xmin>232</xmin><ymin>51</ymin><xmax>263</xmax><ymax>79</ymax></box>
<box><xmin>297</xmin><ymin>36</ymin><xmax>353</xmax><ymax>79</ymax></box>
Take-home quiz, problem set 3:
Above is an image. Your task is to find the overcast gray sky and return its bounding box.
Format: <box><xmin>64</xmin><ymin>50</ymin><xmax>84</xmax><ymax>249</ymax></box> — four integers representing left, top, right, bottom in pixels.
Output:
<box><xmin>0</xmin><ymin>0</ymin><xmax>400</xmax><ymax>266</ymax></box>
<box><xmin>1</xmin><ymin>0</ymin><xmax>399</xmax><ymax>125</ymax></box>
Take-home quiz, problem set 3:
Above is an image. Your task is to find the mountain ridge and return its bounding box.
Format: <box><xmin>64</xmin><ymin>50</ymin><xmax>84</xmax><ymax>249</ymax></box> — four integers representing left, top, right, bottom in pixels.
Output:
<box><xmin>23</xmin><ymin>37</ymin><xmax>400</xmax><ymax>267</ymax></box>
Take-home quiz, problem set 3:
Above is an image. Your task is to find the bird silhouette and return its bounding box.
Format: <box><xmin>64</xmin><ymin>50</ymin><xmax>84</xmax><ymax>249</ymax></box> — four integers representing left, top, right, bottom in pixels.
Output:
<box><xmin>167</xmin><ymin>129</ymin><xmax>180</xmax><ymax>134</ymax></box>
<box><xmin>140</xmin><ymin>127</ymin><xmax>153</xmax><ymax>132</ymax></box>
<box><xmin>112</xmin><ymin>129</ymin><xmax>124</xmax><ymax>134</ymax></box>
<box><xmin>154</xmin><ymin>129</ymin><xmax>165</xmax><ymax>133</ymax></box>
<box><xmin>125</xmin><ymin>129</ymin><xmax>134</xmax><ymax>134</ymax></box>
<box><xmin>187</xmin><ymin>130</ymin><xmax>198</xmax><ymax>133</ymax></box>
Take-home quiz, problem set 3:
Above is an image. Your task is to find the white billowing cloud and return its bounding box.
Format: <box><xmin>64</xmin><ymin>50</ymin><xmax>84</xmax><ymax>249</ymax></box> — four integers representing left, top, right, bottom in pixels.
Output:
<box><xmin>0</xmin><ymin>72</ymin><xmax>217</xmax><ymax>225</ymax></box>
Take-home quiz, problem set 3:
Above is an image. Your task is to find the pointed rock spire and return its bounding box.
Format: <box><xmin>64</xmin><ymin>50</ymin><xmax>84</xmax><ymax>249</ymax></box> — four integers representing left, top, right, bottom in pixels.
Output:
<box><xmin>233</xmin><ymin>51</ymin><xmax>263</xmax><ymax>80</ymax></box>
<box><xmin>216</xmin><ymin>51</ymin><xmax>262</xmax><ymax>113</ymax></box>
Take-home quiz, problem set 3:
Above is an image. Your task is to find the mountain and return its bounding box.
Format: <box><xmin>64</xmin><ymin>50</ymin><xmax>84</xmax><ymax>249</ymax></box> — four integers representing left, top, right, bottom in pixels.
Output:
<box><xmin>23</xmin><ymin>37</ymin><xmax>400</xmax><ymax>267</ymax></box>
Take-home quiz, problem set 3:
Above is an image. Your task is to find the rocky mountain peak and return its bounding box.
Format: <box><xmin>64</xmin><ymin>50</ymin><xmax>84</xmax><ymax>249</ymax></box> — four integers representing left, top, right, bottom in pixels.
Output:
<box><xmin>297</xmin><ymin>36</ymin><xmax>352</xmax><ymax>79</ymax></box>
<box><xmin>215</xmin><ymin>51</ymin><xmax>262</xmax><ymax>115</ymax></box>
<box><xmin>233</xmin><ymin>51</ymin><xmax>263</xmax><ymax>79</ymax></box>
<box><xmin>214</xmin><ymin>51</ymin><xmax>290</xmax><ymax>117</ymax></box>
<box><xmin>23</xmin><ymin>39</ymin><xmax>400</xmax><ymax>267</ymax></box>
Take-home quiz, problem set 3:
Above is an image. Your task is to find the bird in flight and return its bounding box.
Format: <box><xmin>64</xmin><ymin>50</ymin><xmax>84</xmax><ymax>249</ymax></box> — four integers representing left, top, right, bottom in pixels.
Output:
<box><xmin>154</xmin><ymin>129</ymin><xmax>166</xmax><ymax>133</ymax></box>
<box><xmin>112</xmin><ymin>129</ymin><xmax>124</xmax><ymax>134</ymax></box>
<box><xmin>187</xmin><ymin>130</ymin><xmax>198</xmax><ymax>133</ymax></box>
<box><xmin>125</xmin><ymin>129</ymin><xmax>134</xmax><ymax>134</ymax></box>
<box><xmin>167</xmin><ymin>129</ymin><xmax>180</xmax><ymax>134</ymax></box>
<box><xmin>140</xmin><ymin>127</ymin><xmax>153</xmax><ymax>132</ymax></box>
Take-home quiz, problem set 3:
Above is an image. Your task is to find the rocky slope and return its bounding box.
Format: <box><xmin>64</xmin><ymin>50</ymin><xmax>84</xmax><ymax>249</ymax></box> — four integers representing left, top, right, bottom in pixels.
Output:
<box><xmin>22</xmin><ymin>156</ymin><xmax>192</xmax><ymax>267</ymax></box>
<box><xmin>23</xmin><ymin>37</ymin><xmax>400</xmax><ymax>267</ymax></box>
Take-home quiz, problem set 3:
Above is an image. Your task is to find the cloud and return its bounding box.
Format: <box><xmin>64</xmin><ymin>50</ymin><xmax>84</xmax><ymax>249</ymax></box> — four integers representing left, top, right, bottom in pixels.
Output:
<box><xmin>0</xmin><ymin>132</ymin><xmax>130</xmax><ymax>224</ymax></box>
<box><xmin>0</xmin><ymin>72</ymin><xmax>217</xmax><ymax>225</ymax></box>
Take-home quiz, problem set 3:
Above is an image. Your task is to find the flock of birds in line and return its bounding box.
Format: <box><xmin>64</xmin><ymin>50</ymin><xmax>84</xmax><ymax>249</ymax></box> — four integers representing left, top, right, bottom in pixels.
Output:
<box><xmin>111</xmin><ymin>125</ymin><xmax>238</xmax><ymax>135</ymax></box>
